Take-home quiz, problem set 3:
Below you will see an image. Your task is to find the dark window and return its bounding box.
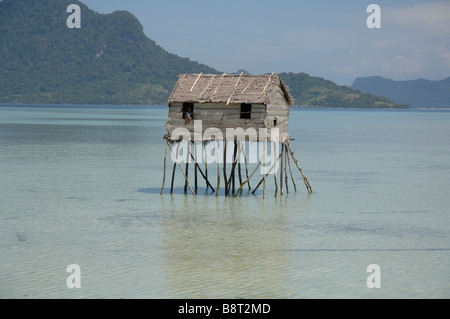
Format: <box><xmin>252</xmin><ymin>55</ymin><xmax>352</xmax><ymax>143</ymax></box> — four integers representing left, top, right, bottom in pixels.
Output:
<box><xmin>240</xmin><ymin>103</ymin><xmax>251</xmax><ymax>119</ymax></box>
<box><xmin>182</xmin><ymin>102</ymin><xmax>194</xmax><ymax>122</ymax></box>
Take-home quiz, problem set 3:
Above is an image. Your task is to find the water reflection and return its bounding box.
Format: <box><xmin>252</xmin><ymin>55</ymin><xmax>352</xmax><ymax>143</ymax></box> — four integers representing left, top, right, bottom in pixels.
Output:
<box><xmin>160</xmin><ymin>195</ymin><xmax>298</xmax><ymax>298</ymax></box>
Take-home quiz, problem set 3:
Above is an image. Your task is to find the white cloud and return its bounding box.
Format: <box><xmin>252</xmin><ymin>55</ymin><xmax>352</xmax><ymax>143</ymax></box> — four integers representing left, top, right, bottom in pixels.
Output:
<box><xmin>384</xmin><ymin>1</ymin><xmax>450</xmax><ymax>34</ymax></box>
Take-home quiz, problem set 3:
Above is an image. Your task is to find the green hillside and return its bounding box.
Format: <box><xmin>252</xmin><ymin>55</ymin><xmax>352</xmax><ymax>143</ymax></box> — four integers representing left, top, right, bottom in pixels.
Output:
<box><xmin>0</xmin><ymin>0</ymin><xmax>219</xmax><ymax>105</ymax></box>
<box><xmin>280</xmin><ymin>72</ymin><xmax>409</xmax><ymax>108</ymax></box>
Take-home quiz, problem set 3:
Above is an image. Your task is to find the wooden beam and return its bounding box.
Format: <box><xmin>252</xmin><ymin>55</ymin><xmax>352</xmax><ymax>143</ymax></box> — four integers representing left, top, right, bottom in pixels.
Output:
<box><xmin>167</xmin><ymin>142</ymin><xmax>195</xmax><ymax>195</ymax></box>
<box><xmin>189</xmin><ymin>72</ymin><xmax>203</xmax><ymax>92</ymax></box>
<box><xmin>241</xmin><ymin>78</ymin><xmax>255</xmax><ymax>94</ymax></box>
<box><xmin>226</xmin><ymin>72</ymin><xmax>244</xmax><ymax>105</ymax></box>
<box><xmin>160</xmin><ymin>143</ymin><xmax>168</xmax><ymax>195</ymax></box>
<box><xmin>259</xmin><ymin>72</ymin><xmax>274</xmax><ymax>97</ymax></box>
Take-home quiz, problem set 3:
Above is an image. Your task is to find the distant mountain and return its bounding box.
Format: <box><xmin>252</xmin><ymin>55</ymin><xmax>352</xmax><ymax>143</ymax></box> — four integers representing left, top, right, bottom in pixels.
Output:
<box><xmin>280</xmin><ymin>72</ymin><xmax>408</xmax><ymax>108</ymax></box>
<box><xmin>352</xmin><ymin>76</ymin><xmax>450</xmax><ymax>108</ymax></box>
<box><xmin>0</xmin><ymin>0</ymin><xmax>219</xmax><ymax>105</ymax></box>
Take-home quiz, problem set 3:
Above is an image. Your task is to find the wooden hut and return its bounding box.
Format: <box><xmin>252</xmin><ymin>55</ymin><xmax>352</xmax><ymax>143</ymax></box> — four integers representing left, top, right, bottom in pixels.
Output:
<box><xmin>160</xmin><ymin>72</ymin><xmax>312</xmax><ymax>197</ymax></box>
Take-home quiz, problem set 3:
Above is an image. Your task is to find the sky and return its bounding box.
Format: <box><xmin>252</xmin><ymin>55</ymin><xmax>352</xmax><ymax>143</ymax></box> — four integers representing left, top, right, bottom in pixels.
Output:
<box><xmin>81</xmin><ymin>0</ymin><xmax>450</xmax><ymax>86</ymax></box>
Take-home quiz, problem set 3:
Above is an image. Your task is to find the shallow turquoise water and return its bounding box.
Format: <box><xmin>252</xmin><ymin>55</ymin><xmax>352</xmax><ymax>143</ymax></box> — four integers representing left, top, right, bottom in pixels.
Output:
<box><xmin>1</xmin><ymin>105</ymin><xmax>449</xmax><ymax>298</ymax></box>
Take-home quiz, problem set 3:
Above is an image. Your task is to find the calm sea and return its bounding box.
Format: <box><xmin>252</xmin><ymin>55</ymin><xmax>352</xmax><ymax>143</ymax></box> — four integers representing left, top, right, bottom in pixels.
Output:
<box><xmin>1</xmin><ymin>105</ymin><xmax>449</xmax><ymax>298</ymax></box>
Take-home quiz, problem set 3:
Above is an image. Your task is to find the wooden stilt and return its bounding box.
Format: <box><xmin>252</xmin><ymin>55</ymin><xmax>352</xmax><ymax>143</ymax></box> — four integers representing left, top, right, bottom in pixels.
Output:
<box><xmin>263</xmin><ymin>142</ymin><xmax>266</xmax><ymax>199</ymax></box>
<box><xmin>184</xmin><ymin>141</ymin><xmax>190</xmax><ymax>193</ymax></box>
<box><xmin>284</xmin><ymin>144</ymin><xmax>289</xmax><ymax>193</ymax></box>
<box><xmin>273</xmin><ymin>142</ymin><xmax>278</xmax><ymax>196</ymax></box>
<box><xmin>287</xmin><ymin>143</ymin><xmax>313</xmax><ymax>194</ymax></box>
<box><xmin>170</xmin><ymin>142</ymin><xmax>180</xmax><ymax>194</ymax></box>
<box><xmin>234</xmin><ymin>157</ymin><xmax>263</xmax><ymax>197</ymax></box>
<box><xmin>223</xmin><ymin>140</ymin><xmax>228</xmax><ymax>196</ymax></box>
<box><xmin>280</xmin><ymin>142</ymin><xmax>284</xmax><ymax>196</ymax></box>
<box><xmin>251</xmin><ymin>152</ymin><xmax>282</xmax><ymax>194</ymax></box>
<box><xmin>286</xmin><ymin>143</ymin><xmax>297</xmax><ymax>192</ymax></box>
<box><xmin>241</xmin><ymin>142</ymin><xmax>251</xmax><ymax>189</ymax></box>
<box><xmin>232</xmin><ymin>141</ymin><xmax>237</xmax><ymax>195</ymax></box>
<box><xmin>238</xmin><ymin>141</ymin><xmax>243</xmax><ymax>188</ymax></box>
<box><xmin>194</xmin><ymin>142</ymin><xmax>198</xmax><ymax>192</ymax></box>
<box><xmin>204</xmin><ymin>141</ymin><xmax>209</xmax><ymax>190</ymax></box>
<box><xmin>160</xmin><ymin>143</ymin><xmax>168</xmax><ymax>195</ymax></box>
<box><xmin>216</xmin><ymin>140</ymin><xmax>220</xmax><ymax>197</ymax></box>
<box><xmin>167</xmin><ymin>142</ymin><xmax>195</xmax><ymax>195</ymax></box>
<box><xmin>189</xmin><ymin>151</ymin><xmax>215</xmax><ymax>192</ymax></box>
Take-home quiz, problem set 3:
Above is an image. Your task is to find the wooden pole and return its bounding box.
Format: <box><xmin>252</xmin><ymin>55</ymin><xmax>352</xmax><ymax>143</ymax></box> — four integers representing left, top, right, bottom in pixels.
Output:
<box><xmin>251</xmin><ymin>152</ymin><xmax>282</xmax><ymax>195</ymax></box>
<box><xmin>280</xmin><ymin>142</ymin><xmax>284</xmax><ymax>196</ymax></box>
<box><xmin>273</xmin><ymin>142</ymin><xmax>278</xmax><ymax>196</ymax></box>
<box><xmin>170</xmin><ymin>142</ymin><xmax>180</xmax><ymax>194</ymax></box>
<box><xmin>194</xmin><ymin>142</ymin><xmax>198</xmax><ymax>192</ymax></box>
<box><xmin>189</xmin><ymin>151</ymin><xmax>215</xmax><ymax>192</ymax></box>
<box><xmin>216</xmin><ymin>140</ymin><xmax>220</xmax><ymax>197</ymax></box>
<box><xmin>167</xmin><ymin>142</ymin><xmax>195</xmax><ymax>195</ymax></box>
<box><xmin>286</xmin><ymin>143</ymin><xmax>297</xmax><ymax>192</ymax></box>
<box><xmin>241</xmin><ymin>142</ymin><xmax>251</xmax><ymax>190</ymax></box>
<box><xmin>223</xmin><ymin>140</ymin><xmax>228</xmax><ymax>195</ymax></box>
<box><xmin>238</xmin><ymin>141</ymin><xmax>243</xmax><ymax>187</ymax></box>
<box><xmin>232</xmin><ymin>140</ymin><xmax>237</xmax><ymax>195</ymax></box>
<box><xmin>284</xmin><ymin>144</ymin><xmax>289</xmax><ymax>194</ymax></box>
<box><xmin>204</xmin><ymin>141</ymin><xmax>209</xmax><ymax>190</ymax></box>
<box><xmin>184</xmin><ymin>141</ymin><xmax>190</xmax><ymax>193</ymax></box>
<box><xmin>287</xmin><ymin>143</ymin><xmax>313</xmax><ymax>194</ymax></box>
<box><xmin>263</xmin><ymin>142</ymin><xmax>266</xmax><ymax>199</ymax></box>
<box><xmin>234</xmin><ymin>157</ymin><xmax>263</xmax><ymax>197</ymax></box>
<box><xmin>160</xmin><ymin>143</ymin><xmax>168</xmax><ymax>195</ymax></box>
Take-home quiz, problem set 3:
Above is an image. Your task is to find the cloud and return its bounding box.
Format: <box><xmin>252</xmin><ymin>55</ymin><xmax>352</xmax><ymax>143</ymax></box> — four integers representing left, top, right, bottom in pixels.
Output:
<box><xmin>384</xmin><ymin>1</ymin><xmax>450</xmax><ymax>34</ymax></box>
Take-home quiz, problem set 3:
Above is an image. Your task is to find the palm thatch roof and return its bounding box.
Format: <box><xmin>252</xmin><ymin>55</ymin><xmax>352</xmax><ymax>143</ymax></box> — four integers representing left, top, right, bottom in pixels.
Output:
<box><xmin>168</xmin><ymin>73</ymin><xmax>293</xmax><ymax>105</ymax></box>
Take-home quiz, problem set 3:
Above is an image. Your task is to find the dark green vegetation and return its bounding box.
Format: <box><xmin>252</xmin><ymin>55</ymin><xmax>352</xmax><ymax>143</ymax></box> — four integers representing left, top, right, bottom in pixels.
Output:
<box><xmin>352</xmin><ymin>76</ymin><xmax>450</xmax><ymax>109</ymax></box>
<box><xmin>0</xmin><ymin>0</ymin><xmax>218</xmax><ymax>105</ymax></box>
<box><xmin>1</xmin><ymin>0</ymin><xmax>407</xmax><ymax>108</ymax></box>
<box><xmin>280</xmin><ymin>72</ymin><xmax>408</xmax><ymax>108</ymax></box>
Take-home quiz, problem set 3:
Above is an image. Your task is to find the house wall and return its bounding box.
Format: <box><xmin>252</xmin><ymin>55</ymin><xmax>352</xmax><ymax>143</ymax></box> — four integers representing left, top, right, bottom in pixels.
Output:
<box><xmin>165</xmin><ymin>83</ymin><xmax>291</xmax><ymax>142</ymax></box>
<box><xmin>265</xmin><ymin>84</ymin><xmax>290</xmax><ymax>140</ymax></box>
<box><xmin>166</xmin><ymin>102</ymin><xmax>269</xmax><ymax>141</ymax></box>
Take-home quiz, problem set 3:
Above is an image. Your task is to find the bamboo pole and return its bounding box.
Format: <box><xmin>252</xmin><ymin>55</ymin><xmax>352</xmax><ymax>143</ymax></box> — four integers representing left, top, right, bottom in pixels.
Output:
<box><xmin>194</xmin><ymin>142</ymin><xmax>198</xmax><ymax>192</ymax></box>
<box><xmin>170</xmin><ymin>142</ymin><xmax>180</xmax><ymax>194</ymax></box>
<box><xmin>263</xmin><ymin>142</ymin><xmax>267</xmax><ymax>199</ymax></box>
<box><xmin>167</xmin><ymin>142</ymin><xmax>195</xmax><ymax>195</ymax></box>
<box><xmin>273</xmin><ymin>142</ymin><xmax>278</xmax><ymax>196</ymax></box>
<box><xmin>160</xmin><ymin>143</ymin><xmax>168</xmax><ymax>195</ymax></box>
<box><xmin>184</xmin><ymin>141</ymin><xmax>190</xmax><ymax>193</ymax></box>
<box><xmin>189</xmin><ymin>151</ymin><xmax>215</xmax><ymax>192</ymax></box>
<box><xmin>216</xmin><ymin>140</ymin><xmax>220</xmax><ymax>197</ymax></box>
<box><xmin>232</xmin><ymin>141</ymin><xmax>237</xmax><ymax>195</ymax></box>
<box><xmin>238</xmin><ymin>141</ymin><xmax>243</xmax><ymax>187</ymax></box>
<box><xmin>251</xmin><ymin>152</ymin><xmax>282</xmax><ymax>195</ymax></box>
<box><xmin>234</xmin><ymin>157</ymin><xmax>263</xmax><ymax>197</ymax></box>
<box><xmin>280</xmin><ymin>142</ymin><xmax>284</xmax><ymax>196</ymax></box>
<box><xmin>204</xmin><ymin>141</ymin><xmax>209</xmax><ymax>190</ymax></box>
<box><xmin>241</xmin><ymin>142</ymin><xmax>251</xmax><ymax>189</ymax></box>
<box><xmin>223</xmin><ymin>140</ymin><xmax>228</xmax><ymax>195</ymax></box>
<box><xmin>286</xmin><ymin>143</ymin><xmax>297</xmax><ymax>192</ymax></box>
<box><xmin>287</xmin><ymin>143</ymin><xmax>313</xmax><ymax>194</ymax></box>
<box><xmin>284</xmin><ymin>144</ymin><xmax>289</xmax><ymax>194</ymax></box>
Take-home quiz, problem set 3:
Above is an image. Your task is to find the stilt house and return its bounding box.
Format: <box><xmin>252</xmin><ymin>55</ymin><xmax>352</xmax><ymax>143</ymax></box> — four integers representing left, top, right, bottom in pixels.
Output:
<box><xmin>165</xmin><ymin>73</ymin><xmax>293</xmax><ymax>143</ymax></box>
<box><xmin>160</xmin><ymin>73</ymin><xmax>312</xmax><ymax>197</ymax></box>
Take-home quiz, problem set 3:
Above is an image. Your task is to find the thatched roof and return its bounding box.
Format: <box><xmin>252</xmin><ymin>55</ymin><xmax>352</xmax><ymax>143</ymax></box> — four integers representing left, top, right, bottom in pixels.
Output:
<box><xmin>168</xmin><ymin>73</ymin><xmax>293</xmax><ymax>105</ymax></box>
